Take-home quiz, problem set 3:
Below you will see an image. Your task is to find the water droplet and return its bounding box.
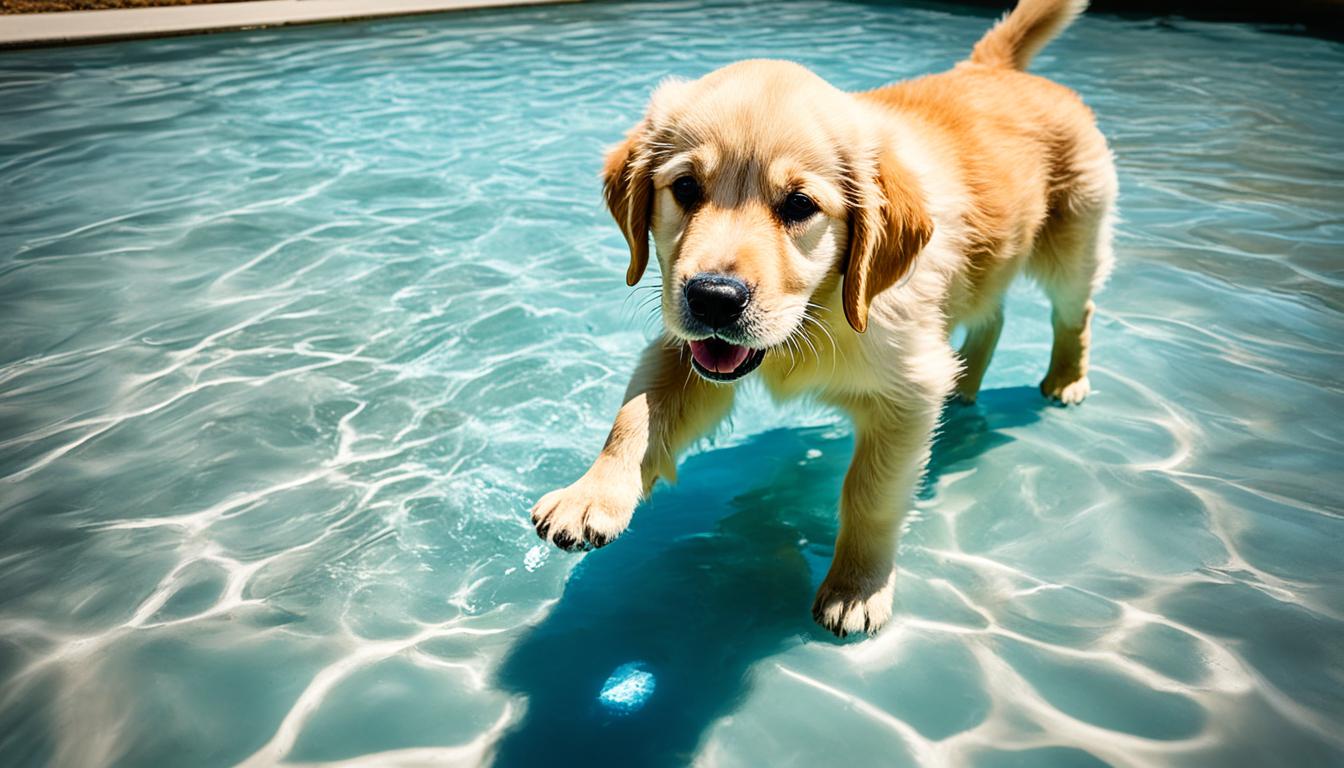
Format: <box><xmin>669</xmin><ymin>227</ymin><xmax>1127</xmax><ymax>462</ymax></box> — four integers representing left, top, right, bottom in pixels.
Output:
<box><xmin>523</xmin><ymin>545</ymin><xmax>548</xmax><ymax>572</ymax></box>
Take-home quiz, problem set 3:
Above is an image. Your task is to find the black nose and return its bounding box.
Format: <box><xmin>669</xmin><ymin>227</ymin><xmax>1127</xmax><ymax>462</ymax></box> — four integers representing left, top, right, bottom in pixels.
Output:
<box><xmin>684</xmin><ymin>274</ymin><xmax>750</xmax><ymax>330</ymax></box>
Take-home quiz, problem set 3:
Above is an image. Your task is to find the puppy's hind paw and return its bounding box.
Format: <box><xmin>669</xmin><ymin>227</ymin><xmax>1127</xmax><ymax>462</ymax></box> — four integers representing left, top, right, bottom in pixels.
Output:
<box><xmin>1040</xmin><ymin>372</ymin><xmax>1091</xmax><ymax>405</ymax></box>
<box><xmin>952</xmin><ymin>389</ymin><xmax>978</xmax><ymax>406</ymax></box>
<box><xmin>952</xmin><ymin>376</ymin><xmax>981</xmax><ymax>406</ymax></box>
<box><xmin>811</xmin><ymin>569</ymin><xmax>897</xmax><ymax>638</ymax></box>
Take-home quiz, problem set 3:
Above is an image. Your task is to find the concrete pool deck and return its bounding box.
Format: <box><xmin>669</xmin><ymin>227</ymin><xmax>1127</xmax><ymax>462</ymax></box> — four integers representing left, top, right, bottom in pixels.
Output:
<box><xmin>0</xmin><ymin>0</ymin><xmax>577</xmax><ymax>48</ymax></box>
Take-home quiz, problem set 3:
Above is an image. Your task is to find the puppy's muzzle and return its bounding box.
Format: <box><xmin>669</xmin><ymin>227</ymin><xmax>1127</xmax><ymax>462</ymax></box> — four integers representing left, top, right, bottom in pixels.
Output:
<box><xmin>682</xmin><ymin>273</ymin><xmax>765</xmax><ymax>382</ymax></box>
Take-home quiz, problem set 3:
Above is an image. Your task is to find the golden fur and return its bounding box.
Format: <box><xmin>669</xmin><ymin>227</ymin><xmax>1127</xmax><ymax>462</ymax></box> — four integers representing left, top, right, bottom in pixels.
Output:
<box><xmin>532</xmin><ymin>0</ymin><xmax>1116</xmax><ymax>637</ymax></box>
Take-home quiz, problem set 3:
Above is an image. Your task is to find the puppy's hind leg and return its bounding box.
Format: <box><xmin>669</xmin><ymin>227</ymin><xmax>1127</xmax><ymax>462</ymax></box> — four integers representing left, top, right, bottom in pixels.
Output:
<box><xmin>1030</xmin><ymin>204</ymin><xmax>1115</xmax><ymax>405</ymax></box>
<box><xmin>953</xmin><ymin>304</ymin><xmax>1005</xmax><ymax>405</ymax></box>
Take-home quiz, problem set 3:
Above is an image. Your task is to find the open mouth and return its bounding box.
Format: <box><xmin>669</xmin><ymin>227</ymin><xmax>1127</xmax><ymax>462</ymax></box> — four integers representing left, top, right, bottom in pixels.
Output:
<box><xmin>687</xmin><ymin>338</ymin><xmax>766</xmax><ymax>382</ymax></box>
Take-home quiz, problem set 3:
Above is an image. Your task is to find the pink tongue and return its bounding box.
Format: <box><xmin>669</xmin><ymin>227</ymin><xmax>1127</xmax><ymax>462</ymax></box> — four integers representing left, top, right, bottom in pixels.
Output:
<box><xmin>689</xmin><ymin>340</ymin><xmax>751</xmax><ymax>374</ymax></box>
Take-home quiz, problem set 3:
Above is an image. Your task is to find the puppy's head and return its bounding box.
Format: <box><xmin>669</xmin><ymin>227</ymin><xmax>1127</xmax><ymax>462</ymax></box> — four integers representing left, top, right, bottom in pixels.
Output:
<box><xmin>603</xmin><ymin>60</ymin><xmax>932</xmax><ymax>383</ymax></box>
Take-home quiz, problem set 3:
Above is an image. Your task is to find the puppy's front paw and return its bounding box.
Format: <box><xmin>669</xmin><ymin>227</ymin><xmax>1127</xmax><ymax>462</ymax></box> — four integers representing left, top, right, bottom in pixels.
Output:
<box><xmin>811</xmin><ymin>568</ymin><xmax>896</xmax><ymax>638</ymax></box>
<box><xmin>1040</xmin><ymin>371</ymin><xmax>1090</xmax><ymax>405</ymax></box>
<box><xmin>529</xmin><ymin>472</ymin><xmax>639</xmax><ymax>552</ymax></box>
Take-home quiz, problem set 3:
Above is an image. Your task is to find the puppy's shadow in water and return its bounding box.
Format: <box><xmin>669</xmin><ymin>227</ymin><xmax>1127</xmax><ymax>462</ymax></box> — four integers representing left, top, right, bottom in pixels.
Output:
<box><xmin>925</xmin><ymin>385</ymin><xmax>1049</xmax><ymax>493</ymax></box>
<box><xmin>490</xmin><ymin>386</ymin><xmax>1046</xmax><ymax>767</ymax></box>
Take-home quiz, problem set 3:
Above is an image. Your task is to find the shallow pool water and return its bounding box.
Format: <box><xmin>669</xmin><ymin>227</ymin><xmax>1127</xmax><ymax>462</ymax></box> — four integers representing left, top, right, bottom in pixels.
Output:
<box><xmin>2</xmin><ymin>1</ymin><xmax>1342</xmax><ymax>766</ymax></box>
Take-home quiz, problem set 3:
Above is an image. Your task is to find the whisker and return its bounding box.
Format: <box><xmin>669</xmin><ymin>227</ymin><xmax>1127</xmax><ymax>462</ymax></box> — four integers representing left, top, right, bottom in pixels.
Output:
<box><xmin>796</xmin><ymin>320</ymin><xmax>821</xmax><ymax>369</ymax></box>
<box><xmin>786</xmin><ymin>334</ymin><xmax>800</xmax><ymax>376</ymax></box>
<box><xmin>622</xmin><ymin>282</ymin><xmax>666</xmax><ymax>324</ymax></box>
<box><xmin>800</xmin><ymin>304</ymin><xmax>843</xmax><ymax>381</ymax></box>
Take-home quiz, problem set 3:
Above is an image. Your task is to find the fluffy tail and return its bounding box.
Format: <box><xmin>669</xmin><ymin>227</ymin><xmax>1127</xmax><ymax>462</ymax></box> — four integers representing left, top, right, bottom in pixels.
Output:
<box><xmin>969</xmin><ymin>0</ymin><xmax>1088</xmax><ymax>70</ymax></box>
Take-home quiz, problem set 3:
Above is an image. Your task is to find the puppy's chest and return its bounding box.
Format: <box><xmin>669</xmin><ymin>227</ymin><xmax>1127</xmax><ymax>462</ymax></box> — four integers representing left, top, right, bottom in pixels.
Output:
<box><xmin>758</xmin><ymin>321</ymin><xmax>880</xmax><ymax>401</ymax></box>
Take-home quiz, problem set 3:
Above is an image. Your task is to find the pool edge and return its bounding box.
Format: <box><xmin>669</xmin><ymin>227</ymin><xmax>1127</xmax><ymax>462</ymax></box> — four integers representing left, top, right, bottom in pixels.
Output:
<box><xmin>0</xmin><ymin>0</ymin><xmax>581</xmax><ymax>50</ymax></box>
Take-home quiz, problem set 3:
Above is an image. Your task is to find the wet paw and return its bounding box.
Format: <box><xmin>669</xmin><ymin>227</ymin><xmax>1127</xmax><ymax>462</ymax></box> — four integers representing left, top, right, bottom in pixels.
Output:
<box><xmin>811</xmin><ymin>568</ymin><xmax>896</xmax><ymax>638</ymax></box>
<box><xmin>529</xmin><ymin>474</ymin><xmax>638</xmax><ymax>552</ymax></box>
<box><xmin>952</xmin><ymin>373</ymin><xmax>980</xmax><ymax>406</ymax></box>
<box><xmin>953</xmin><ymin>387</ymin><xmax>978</xmax><ymax>406</ymax></box>
<box><xmin>1040</xmin><ymin>372</ymin><xmax>1090</xmax><ymax>405</ymax></box>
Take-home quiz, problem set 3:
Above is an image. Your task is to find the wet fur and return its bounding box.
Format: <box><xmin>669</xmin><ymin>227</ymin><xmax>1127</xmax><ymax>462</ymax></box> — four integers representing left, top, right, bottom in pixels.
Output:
<box><xmin>532</xmin><ymin>0</ymin><xmax>1116</xmax><ymax>637</ymax></box>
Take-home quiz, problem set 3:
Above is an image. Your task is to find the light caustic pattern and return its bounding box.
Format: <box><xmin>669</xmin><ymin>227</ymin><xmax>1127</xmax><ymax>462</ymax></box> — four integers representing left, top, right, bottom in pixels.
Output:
<box><xmin>1</xmin><ymin>2</ymin><xmax>1342</xmax><ymax>766</ymax></box>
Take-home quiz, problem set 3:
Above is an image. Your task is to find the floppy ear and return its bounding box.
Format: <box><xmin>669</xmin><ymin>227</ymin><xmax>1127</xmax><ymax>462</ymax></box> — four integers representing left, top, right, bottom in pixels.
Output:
<box><xmin>602</xmin><ymin>125</ymin><xmax>653</xmax><ymax>287</ymax></box>
<box><xmin>842</xmin><ymin>146</ymin><xmax>934</xmax><ymax>332</ymax></box>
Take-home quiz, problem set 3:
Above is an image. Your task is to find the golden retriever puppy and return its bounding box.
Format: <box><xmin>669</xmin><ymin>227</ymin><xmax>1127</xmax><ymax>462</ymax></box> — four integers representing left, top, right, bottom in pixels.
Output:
<box><xmin>531</xmin><ymin>0</ymin><xmax>1115</xmax><ymax>637</ymax></box>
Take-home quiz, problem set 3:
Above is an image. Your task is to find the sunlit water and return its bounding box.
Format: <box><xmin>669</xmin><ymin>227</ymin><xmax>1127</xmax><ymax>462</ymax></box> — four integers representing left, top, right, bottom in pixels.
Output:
<box><xmin>2</xmin><ymin>1</ymin><xmax>1342</xmax><ymax>766</ymax></box>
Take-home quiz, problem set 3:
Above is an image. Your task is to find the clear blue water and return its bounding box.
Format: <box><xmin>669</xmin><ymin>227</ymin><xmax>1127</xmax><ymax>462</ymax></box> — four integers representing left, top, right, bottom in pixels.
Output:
<box><xmin>2</xmin><ymin>2</ymin><xmax>1342</xmax><ymax>766</ymax></box>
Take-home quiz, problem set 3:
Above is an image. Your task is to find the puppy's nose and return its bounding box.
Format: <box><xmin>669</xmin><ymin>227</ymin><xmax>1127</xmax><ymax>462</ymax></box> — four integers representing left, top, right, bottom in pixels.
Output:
<box><xmin>685</xmin><ymin>273</ymin><xmax>750</xmax><ymax>329</ymax></box>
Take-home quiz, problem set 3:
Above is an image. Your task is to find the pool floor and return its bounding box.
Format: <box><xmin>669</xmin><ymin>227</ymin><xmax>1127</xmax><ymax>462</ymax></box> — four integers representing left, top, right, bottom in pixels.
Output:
<box><xmin>1</xmin><ymin>1</ymin><xmax>1342</xmax><ymax>766</ymax></box>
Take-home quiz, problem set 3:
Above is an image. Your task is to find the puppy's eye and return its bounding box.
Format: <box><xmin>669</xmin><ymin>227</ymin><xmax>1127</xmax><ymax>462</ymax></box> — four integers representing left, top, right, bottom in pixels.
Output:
<box><xmin>779</xmin><ymin>191</ymin><xmax>819</xmax><ymax>223</ymax></box>
<box><xmin>671</xmin><ymin>175</ymin><xmax>702</xmax><ymax>209</ymax></box>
